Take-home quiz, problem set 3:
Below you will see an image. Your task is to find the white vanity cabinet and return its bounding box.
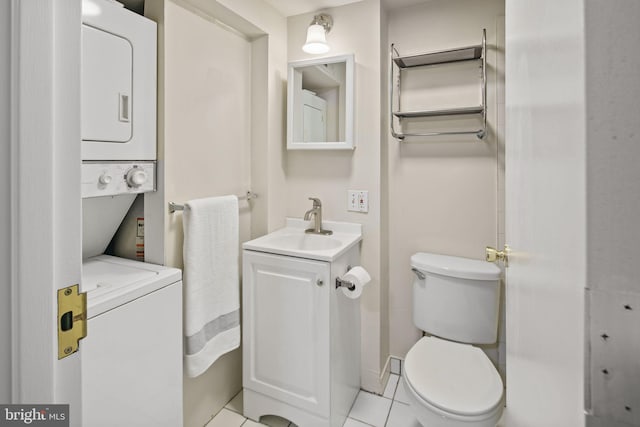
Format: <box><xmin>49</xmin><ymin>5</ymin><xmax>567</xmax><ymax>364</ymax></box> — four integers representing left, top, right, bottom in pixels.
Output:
<box><xmin>242</xmin><ymin>224</ymin><xmax>361</xmax><ymax>427</ymax></box>
<box><xmin>243</xmin><ymin>251</ymin><xmax>331</xmax><ymax>416</ymax></box>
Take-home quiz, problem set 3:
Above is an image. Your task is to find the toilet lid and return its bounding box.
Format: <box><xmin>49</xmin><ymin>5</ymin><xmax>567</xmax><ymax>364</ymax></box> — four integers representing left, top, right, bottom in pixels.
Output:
<box><xmin>404</xmin><ymin>336</ymin><xmax>503</xmax><ymax>416</ymax></box>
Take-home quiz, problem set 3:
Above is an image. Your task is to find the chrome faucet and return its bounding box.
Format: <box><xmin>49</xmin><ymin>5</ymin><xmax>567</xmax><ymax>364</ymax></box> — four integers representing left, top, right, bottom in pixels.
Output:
<box><xmin>303</xmin><ymin>197</ymin><xmax>332</xmax><ymax>235</ymax></box>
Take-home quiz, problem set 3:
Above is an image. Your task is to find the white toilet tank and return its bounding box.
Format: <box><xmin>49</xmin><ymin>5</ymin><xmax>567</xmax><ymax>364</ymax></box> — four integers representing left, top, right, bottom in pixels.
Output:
<box><xmin>411</xmin><ymin>252</ymin><xmax>501</xmax><ymax>344</ymax></box>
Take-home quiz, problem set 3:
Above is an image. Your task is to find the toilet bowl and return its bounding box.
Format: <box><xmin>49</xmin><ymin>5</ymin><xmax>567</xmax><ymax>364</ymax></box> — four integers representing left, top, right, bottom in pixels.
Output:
<box><xmin>403</xmin><ymin>336</ymin><xmax>503</xmax><ymax>427</ymax></box>
<box><xmin>406</xmin><ymin>253</ymin><xmax>504</xmax><ymax>427</ymax></box>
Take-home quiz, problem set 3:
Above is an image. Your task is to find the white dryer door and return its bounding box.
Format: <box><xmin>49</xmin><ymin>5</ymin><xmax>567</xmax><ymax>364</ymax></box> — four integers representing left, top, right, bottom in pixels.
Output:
<box><xmin>82</xmin><ymin>24</ymin><xmax>132</xmax><ymax>143</ymax></box>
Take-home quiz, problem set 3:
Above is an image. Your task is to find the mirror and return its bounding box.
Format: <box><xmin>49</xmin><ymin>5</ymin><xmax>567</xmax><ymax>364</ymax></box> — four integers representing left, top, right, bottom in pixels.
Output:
<box><xmin>287</xmin><ymin>54</ymin><xmax>355</xmax><ymax>150</ymax></box>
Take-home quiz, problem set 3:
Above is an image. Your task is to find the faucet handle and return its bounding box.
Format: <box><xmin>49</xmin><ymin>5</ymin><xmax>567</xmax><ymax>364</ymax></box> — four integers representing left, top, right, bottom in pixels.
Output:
<box><xmin>308</xmin><ymin>197</ymin><xmax>322</xmax><ymax>207</ymax></box>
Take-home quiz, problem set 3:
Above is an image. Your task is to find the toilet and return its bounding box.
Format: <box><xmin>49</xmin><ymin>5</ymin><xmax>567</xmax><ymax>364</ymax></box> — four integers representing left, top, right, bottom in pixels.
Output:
<box><xmin>403</xmin><ymin>252</ymin><xmax>504</xmax><ymax>427</ymax></box>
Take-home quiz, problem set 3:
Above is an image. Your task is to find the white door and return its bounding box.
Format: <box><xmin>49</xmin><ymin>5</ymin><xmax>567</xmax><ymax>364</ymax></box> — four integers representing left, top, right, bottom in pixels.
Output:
<box><xmin>302</xmin><ymin>90</ymin><xmax>327</xmax><ymax>142</ymax></box>
<box><xmin>11</xmin><ymin>0</ymin><xmax>83</xmax><ymax>424</ymax></box>
<box><xmin>0</xmin><ymin>0</ymin><xmax>12</xmax><ymax>404</ymax></box>
<box><xmin>303</xmin><ymin>103</ymin><xmax>326</xmax><ymax>142</ymax></box>
<box><xmin>503</xmin><ymin>1</ymin><xmax>586</xmax><ymax>426</ymax></box>
<box><xmin>243</xmin><ymin>250</ymin><xmax>331</xmax><ymax>417</ymax></box>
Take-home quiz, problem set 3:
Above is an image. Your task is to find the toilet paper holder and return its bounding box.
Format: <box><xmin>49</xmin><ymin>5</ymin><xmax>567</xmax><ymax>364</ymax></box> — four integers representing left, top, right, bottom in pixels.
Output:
<box><xmin>336</xmin><ymin>265</ymin><xmax>356</xmax><ymax>291</ymax></box>
<box><xmin>336</xmin><ymin>277</ymin><xmax>356</xmax><ymax>291</ymax></box>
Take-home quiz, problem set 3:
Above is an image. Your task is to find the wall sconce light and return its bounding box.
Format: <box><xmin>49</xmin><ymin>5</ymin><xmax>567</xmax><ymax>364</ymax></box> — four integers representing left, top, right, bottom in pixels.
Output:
<box><xmin>302</xmin><ymin>13</ymin><xmax>333</xmax><ymax>54</ymax></box>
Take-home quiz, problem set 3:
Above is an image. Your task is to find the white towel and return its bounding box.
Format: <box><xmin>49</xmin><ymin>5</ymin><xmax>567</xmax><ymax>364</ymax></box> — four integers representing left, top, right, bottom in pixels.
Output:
<box><xmin>182</xmin><ymin>195</ymin><xmax>240</xmax><ymax>377</ymax></box>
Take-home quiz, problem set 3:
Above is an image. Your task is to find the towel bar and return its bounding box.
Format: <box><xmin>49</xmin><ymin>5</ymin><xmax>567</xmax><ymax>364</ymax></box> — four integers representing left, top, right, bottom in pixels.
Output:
<box><xmin>169</xmin><ymin>191</ymin><xmax>258</xmax><ymax>214</ymax></box>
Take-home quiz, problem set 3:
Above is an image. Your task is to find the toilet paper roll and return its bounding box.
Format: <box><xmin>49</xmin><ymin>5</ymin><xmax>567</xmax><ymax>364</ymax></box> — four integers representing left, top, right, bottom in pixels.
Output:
<box><xmin>340</xmin><ymin>266</ymin><xmax>371</xmax><ymax>299</ymax></box>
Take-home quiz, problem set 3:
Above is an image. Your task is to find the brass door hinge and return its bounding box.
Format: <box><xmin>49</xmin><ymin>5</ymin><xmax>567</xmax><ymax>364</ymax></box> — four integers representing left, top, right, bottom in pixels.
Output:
<box><xmin>57</xmin><ymin>285</ymin><xmax>87</xmax><ymax>359</ymax></box>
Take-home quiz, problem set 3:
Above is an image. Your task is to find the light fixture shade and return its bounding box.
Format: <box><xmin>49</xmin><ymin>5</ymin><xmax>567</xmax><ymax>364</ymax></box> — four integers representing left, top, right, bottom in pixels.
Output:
<box><xmin>303</xmin><ymin>24</ymin><xmax>330</xmax><ymax>54</ymax></box>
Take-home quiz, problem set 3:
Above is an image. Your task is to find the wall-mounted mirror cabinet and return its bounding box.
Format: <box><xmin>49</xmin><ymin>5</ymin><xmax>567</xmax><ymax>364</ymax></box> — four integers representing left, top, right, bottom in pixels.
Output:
<box><xmin>287</xmin><ymin>54</ymin><xmax>355</xmax><ymax>150</ymax></box>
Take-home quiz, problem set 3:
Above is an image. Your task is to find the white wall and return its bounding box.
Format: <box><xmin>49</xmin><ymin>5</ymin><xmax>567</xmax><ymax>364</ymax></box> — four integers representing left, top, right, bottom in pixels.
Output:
<box><xmin>164</xmin><ymin>4</ymin><xmax>252</xmax><ymax>426</ymax></box>
<box><xmin>0</xmin><ymin>0</ymin><xmax>11</xmax><ymax>403</ymax></box>
<box><xmin>286</xmin><ymin>0</ymin><xmax>386</xmax><ymax>393</ymax></box>
<box><xmin>163</xmin><ymin>2</ymin><xmax>253</xmax><ymax>269</ymax></box>
<box><xmin>386</xmin><ymin>0</ymin><xmax>505</xmax><ymax>373</ymax></box>
<box><xmin>216</xmin><ymin>0</ymin><xmax>289</xmax><ymax>236</ymax></box>
<box><xmin>146</xmin><ymin>1</ymin><xmax>287</xmax><ymax>425</ymax></box>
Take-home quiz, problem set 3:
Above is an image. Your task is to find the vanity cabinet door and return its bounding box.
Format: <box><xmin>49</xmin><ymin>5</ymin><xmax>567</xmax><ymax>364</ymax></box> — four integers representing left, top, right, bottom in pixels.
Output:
<box><xmin>243</xmin><ymin>250</ymin><xmax>330</xmax><ymax>417</ymax></box>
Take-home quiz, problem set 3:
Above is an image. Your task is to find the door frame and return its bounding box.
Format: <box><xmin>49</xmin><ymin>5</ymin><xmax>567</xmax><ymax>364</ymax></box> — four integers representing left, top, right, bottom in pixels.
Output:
<box><xmin>11</xmin><ymin>0</ymin><xmax>82</xmax><ymax>423</ymax></box>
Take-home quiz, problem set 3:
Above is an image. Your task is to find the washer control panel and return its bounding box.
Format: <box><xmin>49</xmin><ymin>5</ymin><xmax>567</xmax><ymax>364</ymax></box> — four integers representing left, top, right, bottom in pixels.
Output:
<box><xmin>82</xmin><ymin>161</ymin><xmax>156</xmax><ymax>198</ymax></box>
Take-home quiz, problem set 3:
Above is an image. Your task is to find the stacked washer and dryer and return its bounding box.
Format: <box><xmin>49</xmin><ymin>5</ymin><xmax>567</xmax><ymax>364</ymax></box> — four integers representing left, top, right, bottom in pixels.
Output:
<box><xmin>80</xmin><ymin>1</ymin><xmax>182</xmax><ymax>426</ymax></box>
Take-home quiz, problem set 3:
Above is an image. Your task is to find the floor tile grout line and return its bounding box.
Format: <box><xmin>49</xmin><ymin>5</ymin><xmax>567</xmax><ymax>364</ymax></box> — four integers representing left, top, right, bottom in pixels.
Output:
<box><xmin>348</xmin><ymin>417</ymin><xmax>377</xmax><ymax>427</ymax></box>
<box><xmin>383</xmin><ymin>379</ymin><xmax>397</xmax><ymax>427</ymax></box>
<box><xmin>348</xmin><ymin>390</ymin><xmax>376</xmax><ymax>425</ymax></box>
<box><xmin>223</xmin><ymin>375</ymin><xmax>406</xmax><ymax>427</ymax></box>
<box><xmin>226</xmin><ymin>406</ymin><xmax>244</xmax><ymax>416</ymax></box>
<box><xmin>389</xmin><ymin>374</ymin><xmax>400</xmax><ymax>402</ymax></box>
<box><xmin>384</xmin><ymin>376</ymin><xmax>400</xmax><ymax>427</ymax></box>
<box><xmin>382</xmin><ymin>402</ymin><xmax>392</xmax><ymax>427</ymax></box>
<box><xmin>352</xmin><ymin>389</ymin><xmax>396</xmax><ymax>427</ymax></box>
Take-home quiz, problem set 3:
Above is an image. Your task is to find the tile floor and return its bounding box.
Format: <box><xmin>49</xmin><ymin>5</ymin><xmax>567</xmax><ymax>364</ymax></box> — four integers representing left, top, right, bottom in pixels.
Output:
<box><xmin>206</xmin><ymin>373</ymin><xmax>422</xmax><ymax>427</ymax></box>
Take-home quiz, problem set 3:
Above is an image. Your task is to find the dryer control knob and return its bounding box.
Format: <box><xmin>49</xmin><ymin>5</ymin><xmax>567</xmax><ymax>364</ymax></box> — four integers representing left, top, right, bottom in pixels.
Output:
<box><xmin>98</xmin><ymin>173</ymin><xmax>112</xmax><ymax>185</ymax></box>
<box><xmin>126</xmin><ymin>168</ymin><xmax>147</xmax><ymax>188</ymax></box>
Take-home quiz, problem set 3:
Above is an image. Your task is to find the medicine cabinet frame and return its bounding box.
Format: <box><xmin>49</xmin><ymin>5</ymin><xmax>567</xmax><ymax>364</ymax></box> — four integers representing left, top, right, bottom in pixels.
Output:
<box><xmin>287</xmin><ymin>54</ymin><xmax>355</xmax><ymax>150</ymax></box>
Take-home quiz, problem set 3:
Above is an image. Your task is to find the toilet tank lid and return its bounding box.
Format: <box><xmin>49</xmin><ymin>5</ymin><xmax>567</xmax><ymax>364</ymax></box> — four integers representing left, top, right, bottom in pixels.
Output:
<box><xmin>411</xmin><ymin>252</ymin><xmax>501</xmax><ymax>280</ymax></box>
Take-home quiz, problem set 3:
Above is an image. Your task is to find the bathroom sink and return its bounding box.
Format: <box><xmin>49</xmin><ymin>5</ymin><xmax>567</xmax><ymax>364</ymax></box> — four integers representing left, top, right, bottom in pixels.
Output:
<box><xmin>243</xmin><ymin>218</ymin><xmax>362</xmax><ymax>261</ymax></box>
<box><xmin>267</xmin><ymin>234</ymin><xmax>342</xmax><ymax>251</ymax></box>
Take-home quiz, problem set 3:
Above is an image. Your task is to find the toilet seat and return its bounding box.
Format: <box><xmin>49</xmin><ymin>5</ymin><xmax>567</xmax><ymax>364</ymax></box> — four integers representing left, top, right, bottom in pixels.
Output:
<box><xmin>404</xmin><ymin>336</ymin><xmax>503</xmax><ymax>417</ymax></box>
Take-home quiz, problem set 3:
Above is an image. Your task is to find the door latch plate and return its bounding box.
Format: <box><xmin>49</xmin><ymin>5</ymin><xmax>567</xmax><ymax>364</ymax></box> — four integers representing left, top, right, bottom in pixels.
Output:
<box><xmin>57</xmin><ymin>285</ymin><xmax>87</xmax><ymax>359</ymax></box>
